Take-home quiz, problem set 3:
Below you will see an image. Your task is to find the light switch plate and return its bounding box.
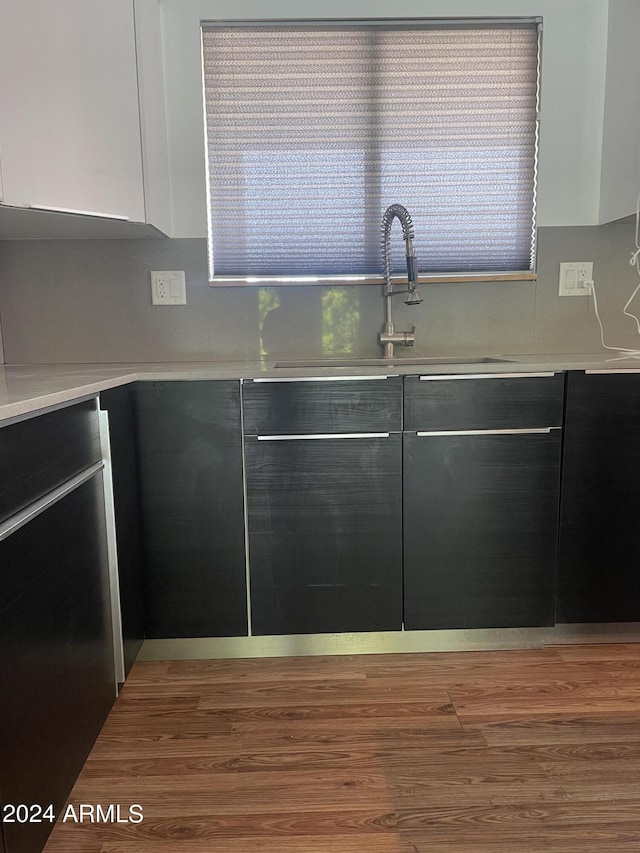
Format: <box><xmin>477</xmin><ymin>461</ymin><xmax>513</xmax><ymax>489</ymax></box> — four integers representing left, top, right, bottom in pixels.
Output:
<box><xmin>558</xmin><ymin>262</ymin><xmax>593</xmax><ymax>297</ymax></box>
<box><xmin>151</xmin><ymin>270</ymin><xmax>186</xmax><ymax>305</ymax></box>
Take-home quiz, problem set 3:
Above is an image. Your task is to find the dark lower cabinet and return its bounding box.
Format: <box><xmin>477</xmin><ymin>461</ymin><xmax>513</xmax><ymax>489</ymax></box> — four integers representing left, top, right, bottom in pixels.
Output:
<box><xmin>100</xmin><ymin>385</ymin><xmax>145</xmax><ymax>676</ymax></box>
<box><xmin>404</xmin><ymin>431</ymin><xmax>562</xmax><ymax>630</ymax></box>
<box><xmin>0</xmin><ymin>475</ymin><xmax>115</xmax><ymax>853</ymax></box>
<box><xmin>245</xmin><ymin>434</ymin><xmax>403</xmax><ymax>635</ymax></box>
<box><xmin>135</xmin><ymin>381</ymin><xmax>247</xmax><ymax>638</ymax></box>
<box><xmin>558</xmin><ymin>371</ymin><xmax>640</xmax><ymax>623</ymax></box>
<box><xmin>0</xmin><ymin>399</ymin><xmax>101</xmax><ymax>525</ymax></box>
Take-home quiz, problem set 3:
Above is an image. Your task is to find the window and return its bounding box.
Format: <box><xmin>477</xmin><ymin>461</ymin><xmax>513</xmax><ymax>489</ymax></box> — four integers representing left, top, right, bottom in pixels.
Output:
<box><xmin>201</xmin><ymin>19</ymin><xmax>541</xmax><ymax>284</ymax></box>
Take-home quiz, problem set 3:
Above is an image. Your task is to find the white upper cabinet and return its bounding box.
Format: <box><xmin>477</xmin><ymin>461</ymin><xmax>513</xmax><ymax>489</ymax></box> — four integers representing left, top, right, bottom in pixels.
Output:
<box><xmin>599</xmin><ymin>0</ymin><xmax>640</xmax><ymax>224</ymax></box>
<box><xmin>0</xmin><ymin>0</ymin><xmax>170</xmax><ymax>236</ymax></box>
<box><xmin>134</xmin><ymin>0</ymin><xmax>171</xmax><ymax>237</ymax></box>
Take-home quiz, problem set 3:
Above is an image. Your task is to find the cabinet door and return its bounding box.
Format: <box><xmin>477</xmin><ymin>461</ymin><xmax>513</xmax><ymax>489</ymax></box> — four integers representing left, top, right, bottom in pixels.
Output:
<box><xmin>0</xmin><ymin>0</ymin><xmax>144</xmax><ymax>220</ymax></box>
<box><xmin>136</xmin><ymin>381</ymin><xmax>247</xmax><ymax>638</ymax></box>
<box><xmin>100</xmin><ymin>385</ymin><xmax>145</xmax><ymax>676</ymax></box>
<box><xmin>404</xmin><ymin>431</ymin><xmax>561</xmax><ymax>630</ymax></box>
<box><xmin>0</xmin><ymin>476</ymin><xmax>115</xmax><ymax>853</ymax></box>
<box><xmin>558</xmin><ymin>372</ymin><xmax>640</xmax><ymax>623</ymax></box>
<box><xmin>246</xmin><ymin>434</ymin><xmax>402</xmax><ymax>635</ymax></box>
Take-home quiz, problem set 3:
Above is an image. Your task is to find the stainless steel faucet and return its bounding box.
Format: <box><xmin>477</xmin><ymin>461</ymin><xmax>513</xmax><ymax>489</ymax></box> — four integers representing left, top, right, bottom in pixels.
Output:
<box><xmin>379</xmin><ymin>204</ymin><xmax>423</xmax><ymax>359</ymax></box>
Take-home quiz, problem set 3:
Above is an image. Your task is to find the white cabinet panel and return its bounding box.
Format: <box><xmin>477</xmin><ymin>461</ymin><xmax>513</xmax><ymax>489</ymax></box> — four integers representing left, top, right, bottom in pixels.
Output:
<box><xmin>134</xmin><ymin>0</ymin><xmax>172</xmax><ymax>236</ymax></box>
<box><xmin>0</xmin><ymin>0</ymin><xmax>145</xmax><ymax>222</ymax></box>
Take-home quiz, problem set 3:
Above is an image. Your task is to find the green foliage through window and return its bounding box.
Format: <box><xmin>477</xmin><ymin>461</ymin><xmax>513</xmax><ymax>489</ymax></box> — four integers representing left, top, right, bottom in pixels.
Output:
<box><xmin>321</xmin><ymin>288</ymin><xmax>360</xmax><ymax>355</ymax></box>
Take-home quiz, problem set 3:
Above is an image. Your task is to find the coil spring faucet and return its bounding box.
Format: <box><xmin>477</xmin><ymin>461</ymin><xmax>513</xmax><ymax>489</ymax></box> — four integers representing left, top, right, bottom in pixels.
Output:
<box><xmin>379</xmin><ymin>204</ymin><xmax>423</xmax><ymax>358</ymax></box>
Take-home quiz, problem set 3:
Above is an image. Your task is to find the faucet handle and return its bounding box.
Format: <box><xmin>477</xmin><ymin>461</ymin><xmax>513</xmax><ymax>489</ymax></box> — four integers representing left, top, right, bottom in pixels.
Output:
<box><xmin>404</xmin><ymin>324</ymin><xmax>416</xmax><ymax>347</ymax></box>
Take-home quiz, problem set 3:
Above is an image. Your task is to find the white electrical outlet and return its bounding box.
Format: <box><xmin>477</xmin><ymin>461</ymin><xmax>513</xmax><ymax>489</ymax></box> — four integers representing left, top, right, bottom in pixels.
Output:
<box><xmin>558</xmin><ymin>262</ymin><xmax>594</xmax><ymax>297</ymax></box>
<box><xmin>150</xmin><ymin>271</ymin><xmax>186</xmax><ymax>305</ymax></box>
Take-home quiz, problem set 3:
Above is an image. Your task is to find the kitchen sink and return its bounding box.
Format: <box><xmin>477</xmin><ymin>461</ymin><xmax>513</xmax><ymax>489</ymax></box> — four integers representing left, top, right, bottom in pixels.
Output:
<box><xmin>273</xmin><ymin>356</ymin><xmax>514</xmax><ymax>369</ymax></box>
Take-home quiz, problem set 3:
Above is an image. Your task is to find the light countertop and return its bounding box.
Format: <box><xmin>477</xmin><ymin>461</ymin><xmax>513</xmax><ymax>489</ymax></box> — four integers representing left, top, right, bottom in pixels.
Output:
<box><xmin>2</xmin><ymin>353</ymin><xmax>640</xmax><ymax>423</ymax></box>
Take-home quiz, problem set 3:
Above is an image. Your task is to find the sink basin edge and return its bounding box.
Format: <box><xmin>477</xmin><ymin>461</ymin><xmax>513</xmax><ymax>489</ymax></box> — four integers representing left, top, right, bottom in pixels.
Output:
<box><xmin>273</xmin><ymin>356</ymin><xmax>515</xmax><ymax>369</ymax></box>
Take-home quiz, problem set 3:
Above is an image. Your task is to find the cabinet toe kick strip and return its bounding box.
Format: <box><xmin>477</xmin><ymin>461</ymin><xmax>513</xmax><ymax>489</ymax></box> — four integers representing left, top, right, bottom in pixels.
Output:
<box><xmin>0</xmin><ymin>461</ymin><xmax>104</xmax><ymax>542</ymax></box>
<box><xmin>138</xmin><ymin>623</ymin><xmax>640</xmax><ymax>661</ymax></box>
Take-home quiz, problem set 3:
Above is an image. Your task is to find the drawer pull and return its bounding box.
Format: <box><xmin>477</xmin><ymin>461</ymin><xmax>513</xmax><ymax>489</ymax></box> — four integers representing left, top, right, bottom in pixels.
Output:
<box><xmin>251</xmin><ymin>376</ymin><xmax>393</xmax><ymax>383</ymax></box>
<box><xmin>0</xmin><ymin>461</ymin><xmax>104</xmax><ymax>542</ymax></box>
<box><xmin>585</xmin><ymin>368</ymin><xmax>640</xmax><ymax>374</ymax></box>
<box><xmin>418</xmin><ymin>372</ymin><xmax>557</xmax><ymax>381</ymax></box>
<box><xmin>257</xmin><ymin>432</ymin><xmax>391</xmax><ymax>441</ymax></box>
<box><xmin>415</xmin><ymin>427</ymin><xmax>559</xmax><ymax>437</ymax></box>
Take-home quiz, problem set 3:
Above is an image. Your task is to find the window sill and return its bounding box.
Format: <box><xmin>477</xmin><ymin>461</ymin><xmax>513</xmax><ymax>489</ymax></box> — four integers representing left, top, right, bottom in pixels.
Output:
<box><xmin>209</xmin><ymin>272</ymin><xmax>538</xmax><ymax>287</ymax></box>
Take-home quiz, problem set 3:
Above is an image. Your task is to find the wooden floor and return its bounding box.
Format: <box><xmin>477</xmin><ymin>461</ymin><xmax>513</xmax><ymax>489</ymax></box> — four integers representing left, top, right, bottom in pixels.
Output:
<box><xmin>43</xmin><ymin>644</ymin><xmax>640</xmax><ymax>852</ymax></box>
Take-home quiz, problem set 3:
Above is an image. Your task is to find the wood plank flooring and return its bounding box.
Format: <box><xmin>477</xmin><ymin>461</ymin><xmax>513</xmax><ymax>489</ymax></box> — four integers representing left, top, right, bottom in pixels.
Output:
<box><xmin>42</xmin><ymin>644</ymin><xmax>640</xmax><ymax>852</ymax></box>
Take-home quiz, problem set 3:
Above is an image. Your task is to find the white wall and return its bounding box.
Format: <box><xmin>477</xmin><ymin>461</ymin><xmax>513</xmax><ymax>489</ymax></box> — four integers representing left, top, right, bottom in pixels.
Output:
<box><xmin>159</xmin><ymin>0</ymin><xmax>609</xmax><ymax>237</ymax></box>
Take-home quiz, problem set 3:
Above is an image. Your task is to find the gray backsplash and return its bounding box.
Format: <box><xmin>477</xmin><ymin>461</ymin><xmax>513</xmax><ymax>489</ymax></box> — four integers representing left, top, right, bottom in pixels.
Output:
<box><xmin>0</xmin><ymin>222</ymin><xmax>638</xmax><ymax>364</ymax></box>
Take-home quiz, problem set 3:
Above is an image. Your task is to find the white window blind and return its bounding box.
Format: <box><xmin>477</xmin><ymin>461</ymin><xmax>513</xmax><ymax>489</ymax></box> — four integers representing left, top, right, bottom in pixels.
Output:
<box><xmin>202</xmin><ymin>20</ymin><xmax>540</xmax><ymax>283</ymax></box>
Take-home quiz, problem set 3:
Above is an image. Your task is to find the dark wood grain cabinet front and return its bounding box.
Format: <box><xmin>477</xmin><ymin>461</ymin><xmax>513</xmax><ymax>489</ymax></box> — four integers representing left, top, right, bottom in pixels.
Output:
<box><xmin>246</xmin><ymin>433</ymin><xmax>402</xmax><ymax>635</ymax></box>
<box><xmin>0</xmin><ymin>475</ymin><xmax>115</xmax><ymax>853</ymax></box>
<box><xmin>243</xmin><ymin>377</ymin><xmax>403</xmax><ymax>635</ymax></box>
<box><xmin>243</xmin><ymin>376</ymin><xmax>402</xmax><ymax>435</ymax></box>
<box><xmin>403</xmin><ymin>373</ymin><xmax>564</xmax><ymax>631</ymax></box>
<box><xmin>558</xmin><ymin>371</ymin><xmax>640</xmax><ymax>623</ymax></box>
<box><xmin>404</xmin><ymin>431</ymin><xmax>561</xmax><ymax>629</ymax></box>
<box><xmin>135</xmin><ymin>381</ymin><xmax>247</xmax><ymax>638</ymax></box>
<box><xmin>404</xmin><ymin>372</ymin><xmax>564</xmax><ymax>431</ymax></box>
<box><xmin>0</xmin><ymin>399</ymin><xmax>101</xmax><ymax>524</ymax></box>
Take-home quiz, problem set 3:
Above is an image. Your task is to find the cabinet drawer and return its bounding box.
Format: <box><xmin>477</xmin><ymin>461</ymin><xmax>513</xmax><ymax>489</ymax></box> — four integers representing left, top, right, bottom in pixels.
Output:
<box><xmin>0</xmin><ymin>399</ymin><xmax>101</xmax><ymax>524</ymax></box>
<box><xmin>403</xmin><ymin>372</ymin><xmax>564</xmax><ymax>431</ymax></box>
<box><xmin>243</xmin><ymin>376</ymin><xmax>402</xmax><ymax>435</ymax></box>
